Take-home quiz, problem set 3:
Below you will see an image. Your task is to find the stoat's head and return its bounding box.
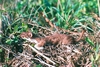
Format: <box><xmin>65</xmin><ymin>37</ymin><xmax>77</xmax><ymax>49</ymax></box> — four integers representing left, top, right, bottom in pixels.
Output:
<box><xmin>20</xmin><ymin>31</ymin><xmax>32</xmax><ymax>39</ymax></box>
<box><xmin>20</xmin><ymin>31</ymin><xmax>43</xmax><ymax>50</ymax></box>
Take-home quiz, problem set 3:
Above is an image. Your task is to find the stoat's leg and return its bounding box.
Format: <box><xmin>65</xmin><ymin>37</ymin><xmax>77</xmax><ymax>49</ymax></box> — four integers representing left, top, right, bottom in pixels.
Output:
<box><xmin>34</xmin><ymin>44</ymin><xmax>44</xmax><ymax>50</ymax></box>
<box><xmin>34</xmin><ymin>40</ymin><xmax>46</xmax><ymax>50</ymax></box>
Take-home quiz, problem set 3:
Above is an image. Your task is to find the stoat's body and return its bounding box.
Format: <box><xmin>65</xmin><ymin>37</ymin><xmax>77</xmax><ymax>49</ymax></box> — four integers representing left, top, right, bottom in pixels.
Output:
<box><xmin>20</xmin><ymin>31</ymin><xmax>84</xmax><ymax>50</ymax></box>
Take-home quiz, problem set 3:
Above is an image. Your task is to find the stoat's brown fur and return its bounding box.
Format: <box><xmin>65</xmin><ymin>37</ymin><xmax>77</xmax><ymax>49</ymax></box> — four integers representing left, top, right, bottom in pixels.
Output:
<box><xmin>20</xmin><ymin>30</ymin><xmax>85</xmax><ymax>50</ymax></box>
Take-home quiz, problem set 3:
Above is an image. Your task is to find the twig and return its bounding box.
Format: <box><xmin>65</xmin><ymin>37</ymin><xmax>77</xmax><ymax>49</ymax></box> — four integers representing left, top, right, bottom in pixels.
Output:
<box><xmin>34</xmin><ymin>58</ymin><xmax>55</xmax><ymax>67</ymax></box>
<box><xmin>28</xmin><ymin>22</ymin><xmax>82</xmax><ymax>35</ymax></box>
<box><xmin>23</xmin><ymin>44</ymin><xmax>56</xmax><ymax>65</ymax></box>
<box><xmin>41</xmin><ymin>12</ymin><xmax>54</xmax><ymax>28</ymax></box>
<box><xmin>98</xmin><ymin>0</ymin><xmax>100</xmax><ymax>17</ymax></box>
<box><xmin>28</xmin><ymin>22</ymin><xmax>54</xmax><ymax>34</ymax></box>
<box><xmin>0</xmin><ymin>45</ymin><xmax>16</xmax><ymax>56</ymax></box>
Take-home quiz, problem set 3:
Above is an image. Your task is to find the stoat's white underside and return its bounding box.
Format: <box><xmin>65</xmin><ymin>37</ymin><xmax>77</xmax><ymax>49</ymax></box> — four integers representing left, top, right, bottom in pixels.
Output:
<box><xmin>24</xmin><ymin>38</ymin><xmax>43</xmax><ymax>50</ymax></box>
<box><xmin>24</xmin><ymin>38</ymin><xmax>38</xmax><ymax>43</ymax></box>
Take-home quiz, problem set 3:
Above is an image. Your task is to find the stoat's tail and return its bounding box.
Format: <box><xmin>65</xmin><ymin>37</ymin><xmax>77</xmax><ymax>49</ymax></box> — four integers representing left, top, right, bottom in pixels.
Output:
<box><xmin>76</xmin><ymin>30</ymin><xmax>86</xmax><ymax>42</ymax></box>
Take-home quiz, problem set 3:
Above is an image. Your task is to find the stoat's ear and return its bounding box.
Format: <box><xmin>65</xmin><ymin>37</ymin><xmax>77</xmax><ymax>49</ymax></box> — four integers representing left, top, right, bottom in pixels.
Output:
<box><xmin>20</xmin><ymin>32</ymin><xmax>26</xmax><ymax>38</ymax></box>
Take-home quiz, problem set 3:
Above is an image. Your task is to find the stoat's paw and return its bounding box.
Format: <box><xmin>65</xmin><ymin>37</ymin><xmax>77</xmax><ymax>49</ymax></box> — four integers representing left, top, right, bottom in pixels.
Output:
<box><xmin>34</xmin><ymin>45</ymin><xmax>44</xmax><ymax>50</ymax></box>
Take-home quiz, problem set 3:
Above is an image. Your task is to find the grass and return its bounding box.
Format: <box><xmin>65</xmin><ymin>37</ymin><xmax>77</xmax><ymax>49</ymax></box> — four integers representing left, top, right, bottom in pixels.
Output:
<box><xmin>0</xmin><ymin>0</ymin><xmax>100</xmax><ymax>67</ymax></box>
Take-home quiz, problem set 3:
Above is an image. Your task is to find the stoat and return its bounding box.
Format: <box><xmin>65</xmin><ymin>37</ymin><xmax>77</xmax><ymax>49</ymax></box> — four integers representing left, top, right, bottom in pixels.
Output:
<box><xmin>20</xmin><ymin>31</ymin><xmax>85</xmax><ymax>50</ymax></box>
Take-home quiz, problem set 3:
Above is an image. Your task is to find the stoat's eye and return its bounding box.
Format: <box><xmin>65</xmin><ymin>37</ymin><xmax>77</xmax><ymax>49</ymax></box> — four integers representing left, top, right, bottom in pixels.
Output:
<box><xmin>27</xmin><ymin>32</ymin><xmax>32</xmax><ymax>38</ymax></box>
